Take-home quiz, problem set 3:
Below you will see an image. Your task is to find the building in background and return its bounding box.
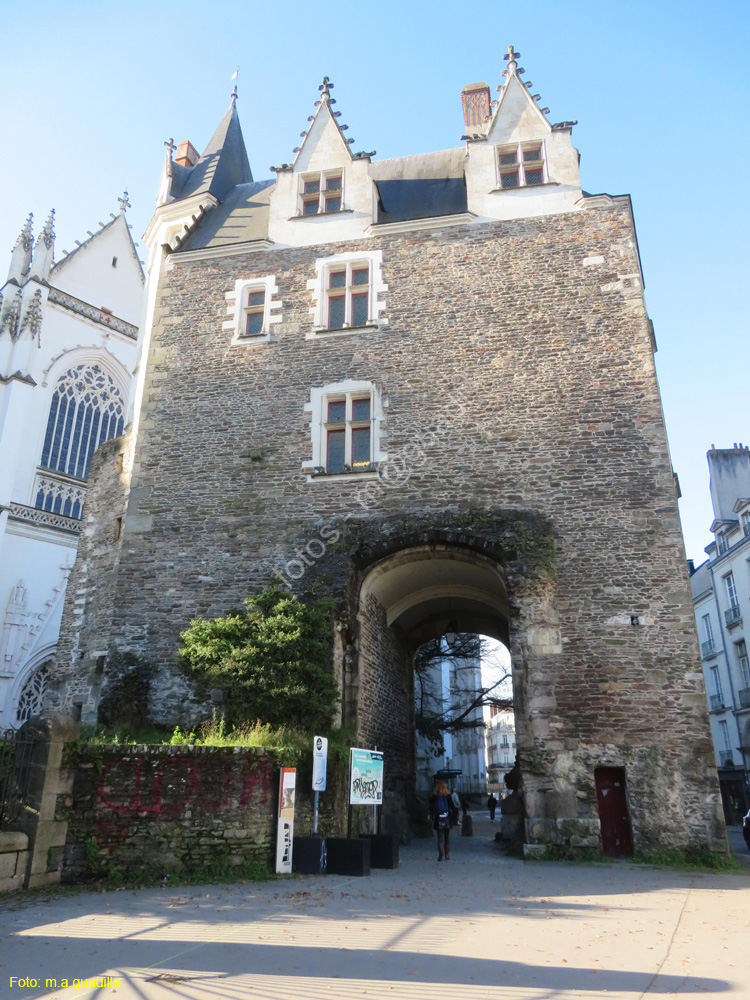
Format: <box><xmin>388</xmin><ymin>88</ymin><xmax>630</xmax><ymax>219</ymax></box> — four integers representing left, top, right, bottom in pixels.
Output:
<box><xmin>415</xmin><ymin>636</ymin><xmax>487</xmax><ymax>795</ymax></box>
<box><xmin>485</xmin><ymin>706</ymin><xmax>516</xmax><ymax>796</ymax></box>
<box><xmin>0</xmin><ymin>204</ymin><xmax>143</xmax><ymax>728</ymax></box>
<box><xmin>689</xmin><ymin>445</ymin><xmax>750</xmax><ymax>824</ymax></box>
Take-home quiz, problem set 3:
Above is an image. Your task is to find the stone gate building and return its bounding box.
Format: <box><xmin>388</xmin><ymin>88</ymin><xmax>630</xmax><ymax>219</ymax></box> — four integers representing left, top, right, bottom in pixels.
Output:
<box><xmin>48</xmin><ymin>49</ymin><xmax>725</xmax><ymax>855</ymax></box>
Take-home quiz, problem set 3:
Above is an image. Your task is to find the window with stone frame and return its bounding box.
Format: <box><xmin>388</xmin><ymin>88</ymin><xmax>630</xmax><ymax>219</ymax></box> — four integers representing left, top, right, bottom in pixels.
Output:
<box><xmin>325</xmin><ymin>262</ymin><xmax>370</xmax><ymax>329</ymax></box>
<box><xmin>300</xmin><ymin>170</ymin><xmax>344</xmax><ymax>216</ymax></box>
<box><xmin>304</xmin><ymin>379</ymin><xmax>385</xmax><ymax>479</ymax></box>
<box><xmin>323</xmin><ymin>392</ymin><xmax>373</xmax><ymax>474</ymax></box>
<box><xmin>226</xmin><ymin>275</ymin><xmax>281</xmax><ymax>345</ymax></box>
<box><xmin>242</xmin><ymin>285</ymin><xmax>268</xmax><ymax>337</ymax></box>
<box><xmin>307</xmin><ymin>251</ymin><xmax>386</xmax><ymax>337</ymax></box>
<box><xmin>742</xmin><ymin>510</ymin><xmax>750</xmax><ymax>537</ymax></box>
<box><xmin>497</xmin><ymin>142</ymin><xmax>545</xmax><ymax>189</ymax></box>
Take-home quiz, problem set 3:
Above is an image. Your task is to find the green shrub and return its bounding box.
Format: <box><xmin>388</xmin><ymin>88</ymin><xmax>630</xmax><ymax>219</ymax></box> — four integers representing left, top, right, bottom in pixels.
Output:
<box><xmin>178</xmin><ymin>586</ymin><xmax>338</xmax><ymax>731</ymax></box>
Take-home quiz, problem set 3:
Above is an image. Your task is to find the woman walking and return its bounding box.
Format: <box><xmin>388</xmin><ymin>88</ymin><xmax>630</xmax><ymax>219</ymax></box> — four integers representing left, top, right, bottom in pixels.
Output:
<box><xmin>430</xmin><ymin>780</ymin><xmax>459</xmax><ymax>861</ymax></box>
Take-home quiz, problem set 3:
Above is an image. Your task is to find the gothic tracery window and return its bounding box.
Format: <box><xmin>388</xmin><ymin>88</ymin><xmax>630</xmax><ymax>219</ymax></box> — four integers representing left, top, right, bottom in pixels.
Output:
<box><xmin>15</xmin><ymin>663</ymin><xmax>50</xmax><ymax>724</ymax></box>
<box><xmin>35</xmin><ymin>364</ymin><xmax>125</xmax><ymax>517</ymax></box>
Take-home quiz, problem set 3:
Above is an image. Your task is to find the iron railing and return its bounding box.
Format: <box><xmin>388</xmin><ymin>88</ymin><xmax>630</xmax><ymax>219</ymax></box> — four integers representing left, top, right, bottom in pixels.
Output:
<box><xmin>709</xmin><ymin>695</ymin><xmax>725</xmax><ymax>712</ymax></box>
<box><xmin>725</xmin><ymin>605</ymin><xmax>742</xmax><ymax>628</ymax></box>
<box><xmin>701</xmin><ymin>639</ymin><xmax>716</xmax><ymax>659</ymax></box>
<box><xmin>739</xmin><ymin>688</ymin><xmax>750</xmax><ymax>709</ymax></box>
<box><xmin>0</xmin><ymin>728</ymin><xmax>36</xmax><ymax>830</ymax></box>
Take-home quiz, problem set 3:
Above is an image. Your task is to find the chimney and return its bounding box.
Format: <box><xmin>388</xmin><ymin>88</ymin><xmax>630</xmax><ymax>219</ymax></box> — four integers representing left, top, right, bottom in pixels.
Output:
<box><xmin>175</xmin><ymin>140</ymin><xmax>200</xmax><ymax>168</ymax></box>
<box><xmin>461</xmin><ymin>82</ymin><xmax>491</xmax><ymax>131</ymax></box>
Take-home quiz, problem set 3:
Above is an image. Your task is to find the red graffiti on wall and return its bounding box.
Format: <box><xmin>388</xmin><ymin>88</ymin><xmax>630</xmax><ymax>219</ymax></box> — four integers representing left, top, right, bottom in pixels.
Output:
<box><xmin>97</xmin><ymin>753</ymin><xmax>272</xmax><ymax>817</ymax></box>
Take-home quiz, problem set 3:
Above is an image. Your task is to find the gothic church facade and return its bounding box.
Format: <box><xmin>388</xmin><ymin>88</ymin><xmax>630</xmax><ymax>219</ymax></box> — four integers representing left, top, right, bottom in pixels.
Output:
<box><xmin>50</xmin><ymin>49</ymin><xmax>724</xmax><ymax>854</ymax></box>
<box><xmin>0</xmin><ymin>206</ymin><xmax>142</xmax><ymax>729</ymax></box>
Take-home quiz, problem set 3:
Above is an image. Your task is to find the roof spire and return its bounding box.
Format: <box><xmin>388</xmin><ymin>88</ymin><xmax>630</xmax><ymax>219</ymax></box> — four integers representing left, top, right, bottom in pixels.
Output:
<box><xmin>118</xmin><ymin>190</ymin><xmax>131</xmax><ymax>214</ymax></box>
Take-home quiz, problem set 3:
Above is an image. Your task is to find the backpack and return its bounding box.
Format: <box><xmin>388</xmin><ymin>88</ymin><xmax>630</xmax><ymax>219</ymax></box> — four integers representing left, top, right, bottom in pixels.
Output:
<box><xmin>435</xmin><ymin>795</ymin><xmax>450</xmax><ymax>829</ymax></box>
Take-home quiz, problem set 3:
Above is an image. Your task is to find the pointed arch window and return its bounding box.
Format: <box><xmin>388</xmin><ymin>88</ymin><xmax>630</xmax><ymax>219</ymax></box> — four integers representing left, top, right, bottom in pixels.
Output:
<box><xmin>35</xmin><ymin>363</ymin><xmax>125</xmax><ymax>517</ymax></box>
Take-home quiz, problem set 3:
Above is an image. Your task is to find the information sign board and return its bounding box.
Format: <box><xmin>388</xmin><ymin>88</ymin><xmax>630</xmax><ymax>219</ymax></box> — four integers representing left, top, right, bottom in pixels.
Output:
<box><xmin>312</xmin><ymin>735</ymin><xmax>328</xmax><ymax>791</ymax></box>
<box><xmin>275</xmin><ymin>767</ymin><xmax>296</xmax><ymax>874</ymax></box>
<box><xmin>349</xmin><ymin>748</ymin><xmax>384</xmax><ymax>805</ymax></box>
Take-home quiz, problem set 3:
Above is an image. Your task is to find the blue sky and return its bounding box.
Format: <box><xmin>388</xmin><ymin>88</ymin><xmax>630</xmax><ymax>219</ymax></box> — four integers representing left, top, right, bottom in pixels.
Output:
<box><xmin>1</xmin><ymin>1</ymin><xmax>748</xmax><ymax>563</ymax></box>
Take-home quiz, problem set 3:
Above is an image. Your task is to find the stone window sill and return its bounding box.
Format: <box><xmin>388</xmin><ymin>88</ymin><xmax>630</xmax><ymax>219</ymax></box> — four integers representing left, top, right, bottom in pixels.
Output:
<box><xmin>289</xmin><ymin>209</ymin><xmax>354</xmax><ymax>220</ymax></box>
<box><xmin>488</xmin><ymin>181</ymin><xmax>560</xmax><ymax>193</ymax></box>
<box><xmin>307</xmin><ymin>324</ymin><xmax>379</xmax><ymax>340</ymax></box>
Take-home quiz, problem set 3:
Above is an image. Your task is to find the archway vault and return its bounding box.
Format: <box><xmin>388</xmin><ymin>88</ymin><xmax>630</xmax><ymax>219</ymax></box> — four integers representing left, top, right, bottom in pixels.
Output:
<box><xmin>359</xmin><ymin>544</ymin><xmax>509</xmax><ymax>650</ymax></box>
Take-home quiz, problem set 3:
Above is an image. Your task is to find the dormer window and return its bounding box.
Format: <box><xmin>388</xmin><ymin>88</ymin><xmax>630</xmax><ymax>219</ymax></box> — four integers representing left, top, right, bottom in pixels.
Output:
<box><xmin>497</xmin><ymin>143</ymin><xmax>545</xmax><ymax>189</ymax></box>
<box><xmin>301</xmin><ymin>171</ymin><xmax>343</xmax><ymax>215</ymax></box>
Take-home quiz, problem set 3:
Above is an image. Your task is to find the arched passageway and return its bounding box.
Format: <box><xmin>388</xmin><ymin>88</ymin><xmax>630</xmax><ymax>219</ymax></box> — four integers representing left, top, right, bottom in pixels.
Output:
<box><xmin>352</xmin><ymin>544</ymin><xmax>522</xmax><ymax>836</ymax></box>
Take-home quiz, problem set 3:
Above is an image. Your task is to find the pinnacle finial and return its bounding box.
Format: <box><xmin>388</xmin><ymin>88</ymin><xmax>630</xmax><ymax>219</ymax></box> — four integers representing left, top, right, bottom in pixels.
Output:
<box><xmin>231</xmin><ymin>68</ymin><xmax>239</xmax><ymax>104</ymax></box>
<box><xmin>318</xmin><ymin>76</ymin><xmax>333</xmax><ymax>100</ymax></box>
<box><xmin>14</xmin><ymin>213</ymin><xmax>33</xmax><ymax>253</ymax></box>
<box><xmin>39</xmin><ymin>209</ymin><xmax>55</xmax><ymax>250</ymax></box>
<box><xmin>118</xmin><ymin>190</ymin><xmax>131</xmax><ymax>214</ymax></box>
<box><xmin>164</xmin><ymin>137</ymin><xmax>176</xmax><ymax>159</ymax></box>
<box><xmin>503</xmin><ymin>45</ymin><xmax>520</xmax><ymax>69</ymax></box>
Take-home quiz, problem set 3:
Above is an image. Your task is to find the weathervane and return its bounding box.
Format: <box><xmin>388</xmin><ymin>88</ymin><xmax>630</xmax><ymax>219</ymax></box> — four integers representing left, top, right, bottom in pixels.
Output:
<box><xmin>231</xmin><ymin>69</ymin><xmax>239</xmax><ymax>103</ymax></box>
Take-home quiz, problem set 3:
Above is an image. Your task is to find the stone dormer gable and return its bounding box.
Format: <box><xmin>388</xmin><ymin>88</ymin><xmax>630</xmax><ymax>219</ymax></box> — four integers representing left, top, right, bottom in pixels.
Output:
<box><xmin>292</xmin><ymin>76</ymin><xmax>354</xmax><ymax>177</ymax></box>
<box><xmin>463</xmin><ymin>45</ymin><xmax>582</xmax><ymax>221</ymax></box>
<box><xmin>268</xmin><ymin>77</ymin><xmax>375</xmax><ymax>246</ymax></box>
<box><xmin>483</xmin><ymin>46</ymin><xmax>551</xmax><ymax>146</ymax></box>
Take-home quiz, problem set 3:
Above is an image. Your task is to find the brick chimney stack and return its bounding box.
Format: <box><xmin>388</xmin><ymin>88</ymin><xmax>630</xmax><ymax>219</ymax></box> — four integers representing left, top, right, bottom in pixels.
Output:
<box><xmin>461</xmin><ymin>82</ymin><xmax>491</xmax><ymax>130</ymax></box>
<box><xmin>175</xmin><ymin>141</ymin><xmax>200</xmax><ymax>168</ymax></box>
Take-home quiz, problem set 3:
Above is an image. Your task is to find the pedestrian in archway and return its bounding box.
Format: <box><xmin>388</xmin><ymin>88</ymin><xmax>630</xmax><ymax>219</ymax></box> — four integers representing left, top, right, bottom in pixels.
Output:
<box><xmin>430</xmin><ymin>780</ymin><xmax>458</xmax><ymax>861</ymax></box>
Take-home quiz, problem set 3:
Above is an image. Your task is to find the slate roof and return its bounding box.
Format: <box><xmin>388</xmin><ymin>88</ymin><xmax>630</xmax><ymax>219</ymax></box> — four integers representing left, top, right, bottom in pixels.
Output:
<box><xmin>370</xmin><ymin>148</ymin><xmax>468</xmax><ymax>223</ymax></box>
<box><xmin>171</xmin><ymin>111</ymin><xmax>469</xmax><ymax>251</ymax></box>
<box><xmin>170</xmin><ymin>103</ymin><xmax>253</xmax><ymax>203</ymax></box>
<box><xmin>178</xmin><ymin>181</ymin><xmax>275</xmax><ymax>251</ymax></box>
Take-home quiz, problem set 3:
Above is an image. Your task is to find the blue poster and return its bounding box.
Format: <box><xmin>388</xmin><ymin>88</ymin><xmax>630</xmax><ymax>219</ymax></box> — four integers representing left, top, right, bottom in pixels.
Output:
<box><xmin>349</xmin><ymin>748</ymin><xmax>384</xmax><ymax>805</ymax></box>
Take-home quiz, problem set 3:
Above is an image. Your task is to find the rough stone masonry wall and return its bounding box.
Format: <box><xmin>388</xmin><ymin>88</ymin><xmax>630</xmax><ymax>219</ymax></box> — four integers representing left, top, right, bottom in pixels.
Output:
<box><xmin>61</xmin><ymin>745</ymin><xmax>348</xmax><ymax>881</ymax></box>
<box><xmin>356</xmin><ymin>591</ymin><xmax>412</xmax><ymax>835</ymax></box>
<box><xmin>49</xmin><ymin>435</ymin><xmax>136</xmax><ymax>724</ymax></box>
<box><xmin>53</xmin><ymin>202</ymin><xmax>724</xmax><ymax>852</ymax></box>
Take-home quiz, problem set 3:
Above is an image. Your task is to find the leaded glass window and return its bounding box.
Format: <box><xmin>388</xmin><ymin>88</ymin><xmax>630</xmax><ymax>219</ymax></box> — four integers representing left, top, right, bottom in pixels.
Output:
<box><xmin>37</xmin><ymin>364</ymin><xmax>125</xmax><ymax>516</ymax></box>
<box><xmin>15</xmin><ymin>664</ymin><xmax>50</xmax><ymax>724</ymax></box>
<box><xmin>322</xmin><ymin>393</ymin><xmax>373</xmax><ymax>473</ymax></box>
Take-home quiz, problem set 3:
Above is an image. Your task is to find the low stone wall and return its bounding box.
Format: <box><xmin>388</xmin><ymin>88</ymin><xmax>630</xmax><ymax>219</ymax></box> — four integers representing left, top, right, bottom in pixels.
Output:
<box><xmin>0</xmin><ymin>832</ymin><xmax>29</xmax><ymax>891</ymax></box>
<box><xmin>61</xmin><ymin>744</ymin><xmax>349</xmax><ymax>882</ymax></box>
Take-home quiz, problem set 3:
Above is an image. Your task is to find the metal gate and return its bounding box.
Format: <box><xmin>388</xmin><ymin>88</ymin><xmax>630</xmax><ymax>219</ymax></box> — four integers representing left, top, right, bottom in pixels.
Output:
<box><xmin>0</xmin><ymin>728</ymin><xmax>36</xmax><ymax>830</ymax></box>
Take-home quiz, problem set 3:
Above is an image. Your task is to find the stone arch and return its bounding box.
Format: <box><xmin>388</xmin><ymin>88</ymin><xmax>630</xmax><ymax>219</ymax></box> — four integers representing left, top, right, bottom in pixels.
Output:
<box><xmin>321</xmin><ymin>507</ymin><xmax>561</xmax><ymax>839</ymax></box>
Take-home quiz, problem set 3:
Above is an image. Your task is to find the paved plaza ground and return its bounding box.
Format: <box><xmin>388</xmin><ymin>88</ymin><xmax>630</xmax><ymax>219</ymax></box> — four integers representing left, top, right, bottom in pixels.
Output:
<box><xmin>1</xmin><ymin>813</ymin><xmax>749</xmax><ymax>1000</ymax></box>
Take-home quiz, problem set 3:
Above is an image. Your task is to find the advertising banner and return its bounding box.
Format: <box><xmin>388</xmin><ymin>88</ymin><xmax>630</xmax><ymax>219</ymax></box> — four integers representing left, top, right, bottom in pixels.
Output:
<box><xmin>312</xmin><ymin>735</ymin><xmax>328</xmax><ymax>791</ymax></box>
<box><xmin>275</xmin><ymin>767</ymin><xmax>296</xmax><ymax>874</ymax></box>
<box><xmin>349</xmin><ymin>748</ymin><xmax>384</xmax><ymax>805</ymax></box>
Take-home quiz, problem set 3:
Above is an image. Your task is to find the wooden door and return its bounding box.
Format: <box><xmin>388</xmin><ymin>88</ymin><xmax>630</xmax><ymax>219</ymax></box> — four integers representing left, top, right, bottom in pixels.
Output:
<box><xmin>595</xmin><ymin>767</ymin><xmax>633</xmax><ymax>857</ymax></box>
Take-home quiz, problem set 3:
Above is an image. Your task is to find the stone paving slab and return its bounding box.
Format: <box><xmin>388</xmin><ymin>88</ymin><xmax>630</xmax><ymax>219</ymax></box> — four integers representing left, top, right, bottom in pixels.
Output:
<box><xmin>1</xmin><ymin>814</ymin><xmax>749</xmax><ymax>1000</ymax></box>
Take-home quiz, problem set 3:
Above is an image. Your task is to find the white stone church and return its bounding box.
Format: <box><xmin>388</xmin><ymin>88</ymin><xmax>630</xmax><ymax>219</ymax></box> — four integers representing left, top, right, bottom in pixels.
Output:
<box><xmin>0</xmin><ymin>204</ymin><xmax>143</xmax><ymax>728</ymax></box>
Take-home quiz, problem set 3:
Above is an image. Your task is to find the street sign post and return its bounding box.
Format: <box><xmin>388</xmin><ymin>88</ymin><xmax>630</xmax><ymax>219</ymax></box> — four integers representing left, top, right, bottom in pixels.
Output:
<box><xmin>312</xmin><ymin>735</ymin><xmax>328</xmax><ymax>835</ymax></box>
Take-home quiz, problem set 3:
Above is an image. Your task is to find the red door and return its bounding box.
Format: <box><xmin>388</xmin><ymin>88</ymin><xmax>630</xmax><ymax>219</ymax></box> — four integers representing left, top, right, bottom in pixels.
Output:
<box><xmin>595</xmin><ymin>767</ymin><xmax>633</xmax><ymax>857</ymax></box>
